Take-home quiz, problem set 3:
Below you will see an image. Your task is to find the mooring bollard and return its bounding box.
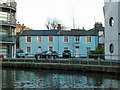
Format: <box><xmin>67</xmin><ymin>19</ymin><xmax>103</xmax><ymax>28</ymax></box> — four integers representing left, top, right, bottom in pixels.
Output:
<box><xmin>110</xmin><ymin>60</ymin><xmax>112</xmax><ymax>66</ymax></box>
<box><xmin>110</xmin><ymin>54</ymin><xmax>112</xmax><ymax>66</ymax></box>
<box><xmin>98</xmin><ymin>55</ymin><xmax>100</xmax><ymax>65</ymax></box>
<box><xmin>54</xmin><ymin>56</ymin><xmax>56</xmax><ymax>60</ymax></box>
<box><xmin>69</xmin><ymin>58</ymin><xmax>70</xmax><ymax>64</ymax></box>
<box><xmin>8</xmin><ymin>55</ymin><xmax>10</xmax><ymax>62</ymax></box>
<box><xmin>87</xmin><ymin>54</ymin><xmax>89</xmax><ymax>65</ymax></box>
<box><xmin>33</xmin><ymin>58</ymin><xmax>34</xmax><ymax>63</ymax></box>
<box><xmin>16</xmin><ymin>58</ymin><xmax>17</xmax><ymax>62</ymax></box>
<box><xmin>79</xmin><ymin>57</ymin><xmax>81</xmax><ymax>64</ymax></box>
<box><xmin>41</xmin><ymin>55</ymin><xmax>43</xmax><ymax>63</ymax></box>
<box><xmin>59</xmin><ymin>59</ymin><xmax>60</xmax><ymax>64</ymax></box>
<box><xmin>51</xmin><ymin>56</ymin><xmax>54</xmax><ymax>61</ymax></box>
<box><xmin>24</xmin><ymin>56</ymin><xmax>25</xmax><ymax>62</ymax></box>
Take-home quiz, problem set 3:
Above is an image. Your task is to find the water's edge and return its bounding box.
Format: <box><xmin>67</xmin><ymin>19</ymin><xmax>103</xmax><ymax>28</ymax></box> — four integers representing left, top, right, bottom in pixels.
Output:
<box><xmin>2</xmin><ymin>62</ymin><xmax>120</xmax><ymax>75</ymax></box>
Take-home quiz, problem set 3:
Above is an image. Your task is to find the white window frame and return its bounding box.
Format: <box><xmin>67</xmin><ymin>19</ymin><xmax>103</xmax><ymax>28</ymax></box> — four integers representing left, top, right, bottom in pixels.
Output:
<box><xmin>48</xmin><ymin>46</ymin><xmax>53</xmax><ymax>51</ymax></box>
<box><xmin>26</xmin><ymin>36</ymin><xmax>31</xmax><ymax>43</ymax></box>
<box><xmin>63</xmin><ymin>36</ymin><xmax>69</xmax><ymax>43</ymax></box>
<box><xmin>37</xmin><ymin>36</ymin><xmax>42</xmax><ymax>43</ymax></box>
<box><xmin>48</xmin><ymin>36</ymin><xmax>54</xmax><ymax>42</ymax></box>
<box><xmin>74</xmin><ymin>36</ymin><xmax>80</xmax><ymax>43</ymax></box>
<box><xmin>98</xmin><ymin>31</ymin><xmax>103</xmax><ymax>36</ymax></box>
<box><xmin>86</xmin><ymin>36</ymin><xmax>91</xmax><ymax>43</ymax></box>
<box><xmin>26</xmin><ymin>46</ymin><xmax>31</xmax><ymax>53</ymax></box>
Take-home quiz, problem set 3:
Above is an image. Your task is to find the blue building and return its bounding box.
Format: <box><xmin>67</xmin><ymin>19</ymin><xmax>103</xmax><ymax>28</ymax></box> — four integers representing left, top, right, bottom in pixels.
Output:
<box><xmin>20</xmin><ymin>29</ymin><xmax>98</xmax><ymax>57</ymax></box>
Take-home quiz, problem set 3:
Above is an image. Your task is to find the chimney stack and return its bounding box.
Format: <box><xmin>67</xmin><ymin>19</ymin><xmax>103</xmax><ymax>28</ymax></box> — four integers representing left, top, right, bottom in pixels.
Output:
<box><xmin>94</xmin><ymin>22</ymin><xmax>102</xmax><ymax>29</ymax></box>
<box><xmin>57</xmin><ymin>24</ymin><xmax>61</xmax><ymax>31</ymax></box>
<box><xmin>57</xmin><ymin>24</ymin><xmax>61</xmax><ymax>35</ymax></box>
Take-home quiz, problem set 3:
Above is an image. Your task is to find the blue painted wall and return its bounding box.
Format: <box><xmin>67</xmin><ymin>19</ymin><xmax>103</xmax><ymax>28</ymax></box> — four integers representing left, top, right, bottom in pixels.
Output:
<box><xmin>20</xmin><ymin>36</ymin><xmax>98</xmax><ymax>57</ymax></box>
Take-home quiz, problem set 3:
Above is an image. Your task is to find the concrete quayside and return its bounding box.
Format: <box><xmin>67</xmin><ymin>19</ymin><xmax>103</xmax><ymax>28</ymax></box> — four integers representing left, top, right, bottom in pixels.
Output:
<box><xmin>1</xmin><ymin>58</ymin><xmax>120</xmax><ymax>75</ymax></box>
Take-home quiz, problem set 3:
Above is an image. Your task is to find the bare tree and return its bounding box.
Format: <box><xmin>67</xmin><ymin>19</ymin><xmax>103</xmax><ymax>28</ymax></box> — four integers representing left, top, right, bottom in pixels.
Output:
<box><xmin>45</xmin><ymin>17</ymin><xmax>67</xmax><ymax>30</ymax></box>
<box><xmin>45</xmin><ymin>18</ymin><xmax>51</xmax><ymax>30</ymax></box>
<box><xmin>51</xmin><ymin>18</ymin><xmax>58</xmax><ymax>30</ymax></box>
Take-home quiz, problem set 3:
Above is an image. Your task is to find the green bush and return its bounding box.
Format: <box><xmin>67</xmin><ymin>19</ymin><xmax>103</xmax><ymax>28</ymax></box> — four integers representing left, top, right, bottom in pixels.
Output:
<box><xmin>91</xmin><ymin>48</ymin><xmax>104</xmax><ymax>54</ymax></box>
<box><xmin>95</xmin><ymin>48</ymin><xmax>104</xmax><ymax>54</ymax></box>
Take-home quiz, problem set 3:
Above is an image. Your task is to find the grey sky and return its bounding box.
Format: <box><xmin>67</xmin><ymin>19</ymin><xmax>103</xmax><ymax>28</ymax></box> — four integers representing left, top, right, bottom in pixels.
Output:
<box><xmin>16</xmin><ymin>0</ymin><xmax>104</xmax><ymax>30</ymax></box>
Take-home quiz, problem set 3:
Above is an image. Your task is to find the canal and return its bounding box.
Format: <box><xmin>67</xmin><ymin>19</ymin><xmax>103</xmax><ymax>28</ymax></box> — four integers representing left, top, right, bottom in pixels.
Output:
<box><xmin>2</xmin><ymin>68</ymin><xmax>120</xmax><ymax>89</ymax></box>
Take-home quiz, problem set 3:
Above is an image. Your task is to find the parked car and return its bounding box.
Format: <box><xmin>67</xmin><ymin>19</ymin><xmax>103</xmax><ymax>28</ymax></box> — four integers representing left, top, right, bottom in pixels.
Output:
<box><xmin>63</xmin><ymin>50</ymin><xmax>71</xmax><ymax>58</ymax></box>
<box><xmin>51</xmin><ymin>51</ymin><xmax>58</xmax><ymax>58</ymax></box>
<box><xmin>16</xmin><ymin>49</ymin><xmax>26</xmax><ymax>58</ymax></box>
<box><xmin>35</xmin><ymin>51</ymin><xmax>52</xmax><ymax>60</ymax></box>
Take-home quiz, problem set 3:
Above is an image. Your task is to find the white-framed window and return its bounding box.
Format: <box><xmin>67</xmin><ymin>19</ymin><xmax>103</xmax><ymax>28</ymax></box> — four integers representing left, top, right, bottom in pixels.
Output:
<box><xmin>37</xmin><ymin>36</ymin><xmax>42</xmax><ymax>42</ymax></box>
<box><xmin>49</xmin><ymin>46</ymin><xmax>53</xmax><ymax>51</ymax></box>
<box><xmin>86</xmin><ymin>36</ymin><xmax>91</xmax><ymax>43</ymax></box>
<box><xmin>64</xmin><ymin>47</ymin><xmax>68</xmax><ymax>50</ymax></box>
<box><xmin>26</xmin><ymin>36</ymin><xmax>31</xmax><ymax>43</ymax></box>
<box><xmin>48</xmin><ymin>36</ymin><xmax>53</xmax><ymax>42</ymax></box>
<box><xmin>26</xmin><ymin>46</ymin><xmax>31</xmax><ymax>53</ymax></box>
<box><xmin>98</xmin><ymin>31</ymin><xmax>103</xmax><ymax>36</ymax></box>
<box><xmin>74</xmin><ymin>36</ymin><xmax>80</xmax><ymax>43</ymax></box>
<box><xmin>63</xmin><ymin>36</ymin><xmax>69</xmax><ymax>43</ymax></box>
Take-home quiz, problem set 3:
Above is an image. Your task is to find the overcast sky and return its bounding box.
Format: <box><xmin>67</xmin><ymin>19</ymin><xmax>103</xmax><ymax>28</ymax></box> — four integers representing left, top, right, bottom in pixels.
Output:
<box><xmin>16</xmin><ymin>0</ymin><xmax>104</xmax><ymax>30</ymax></box>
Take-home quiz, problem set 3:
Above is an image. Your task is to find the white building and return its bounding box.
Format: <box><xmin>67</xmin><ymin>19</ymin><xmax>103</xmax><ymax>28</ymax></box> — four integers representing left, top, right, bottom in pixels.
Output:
<box><xmin>104</xmin><ymin>0</ymin><xmax>120</xmax><ymax>60</ymax></box>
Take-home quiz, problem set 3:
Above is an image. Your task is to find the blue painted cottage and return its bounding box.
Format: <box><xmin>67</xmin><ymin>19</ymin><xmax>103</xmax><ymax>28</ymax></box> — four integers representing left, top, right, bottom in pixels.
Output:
<box><xmin>20</xmin><ymin>29</ymin><xmax>98</xmax><ymax>57</ymax></box>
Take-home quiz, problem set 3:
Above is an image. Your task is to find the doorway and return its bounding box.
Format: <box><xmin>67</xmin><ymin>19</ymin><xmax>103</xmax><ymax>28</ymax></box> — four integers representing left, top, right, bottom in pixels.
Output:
<box><xmin>75</xmin><ymin>46</ymin><xmax>79</xmax><ymax>57</ymax></box>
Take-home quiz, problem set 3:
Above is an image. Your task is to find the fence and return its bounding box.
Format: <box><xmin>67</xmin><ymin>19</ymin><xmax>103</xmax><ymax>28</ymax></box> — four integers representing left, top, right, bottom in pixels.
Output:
<box><xmin>1</xmin><ymin>53</ymin><xmax>120</xmax><ymax>67</ymax></box>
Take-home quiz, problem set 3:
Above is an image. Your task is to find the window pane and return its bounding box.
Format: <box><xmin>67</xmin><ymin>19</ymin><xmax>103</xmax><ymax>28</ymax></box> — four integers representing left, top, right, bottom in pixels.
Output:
<box><xmin>37</xmin><ymin>36</ymin><xmax>41</xmax><ymax>42</ymax></box>
<box><xmin>86</xmin><ymin>36</ymin><xmax>91</xmax><ymax>43</ymax></box>
<box><xmin>75</xmin><ymin>36</ymin><xmax>80</xmax><ymax>42</ymax></box>
<box><xmin>49</xmin><ymin>36</ymin><xmax>53</xmax><ymax>42</ymax></box>
<box><xmin>99</xmin><ymin>31</ymin><xmax>103</xmax><ymax>36</ymax></box>
<box><xmin>27</xmin><ymin>36</ymin><xmax>31</xmax><ymax>42</ymax></box>
<box><xmin>64</xmin><ymin>36</ymin><xmax>68</xmax><ymax>42</ymax></box>
<box><xmin>27</xmin><ymin>47</ymin><xmax>31</xmax><ymax>53</ymax></box>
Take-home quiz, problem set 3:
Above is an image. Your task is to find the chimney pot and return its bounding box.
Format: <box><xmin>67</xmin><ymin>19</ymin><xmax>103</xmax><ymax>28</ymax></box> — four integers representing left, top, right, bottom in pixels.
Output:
<box><xmin>57</xmin><ymin>24</ymin><xmax>61</xmax><ymax>31</ymax></box>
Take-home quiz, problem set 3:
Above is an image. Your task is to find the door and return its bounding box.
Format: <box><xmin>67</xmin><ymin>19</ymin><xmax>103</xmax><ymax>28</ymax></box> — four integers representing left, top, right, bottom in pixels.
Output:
<box><xmin>75</xmin><ymin>46</ymin><xmax>79</xmax><ymax>57</ymax></box>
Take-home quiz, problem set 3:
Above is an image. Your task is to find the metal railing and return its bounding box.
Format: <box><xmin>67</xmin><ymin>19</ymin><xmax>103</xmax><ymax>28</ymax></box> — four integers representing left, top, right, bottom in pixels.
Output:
<box><xmin>1</xmin><ymin>53</ymin><xmax>120</xmax><ymax>67</ymax></box>
<box><xmin>2</xmin><ymin>36</ymin><xmax>16</xmax><ymax>42</ymax></box>
<box><xmin>0</xmin><ymin>19</ymin><xmax>16</xmax><ymax>25</ymax></box>
<box><xmin>0</xmin><ymin>2</ymin><xmax>16</xmax><ymax>10</ymax></box>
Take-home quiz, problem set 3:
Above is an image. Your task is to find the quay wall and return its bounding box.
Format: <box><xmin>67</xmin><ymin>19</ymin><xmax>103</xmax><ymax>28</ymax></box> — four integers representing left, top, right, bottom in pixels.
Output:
<box><xmin>2</xmin><ymin>62</ymin><xmax>120</xmax><ymax>75</ymax></box>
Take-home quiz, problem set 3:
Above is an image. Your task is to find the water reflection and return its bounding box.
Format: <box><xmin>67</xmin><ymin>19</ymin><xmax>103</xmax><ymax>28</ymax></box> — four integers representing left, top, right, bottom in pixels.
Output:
<box><xmin>2</xmin><ymin>68</ymin><xmax>120</xmax><ymax>89</ymax></box>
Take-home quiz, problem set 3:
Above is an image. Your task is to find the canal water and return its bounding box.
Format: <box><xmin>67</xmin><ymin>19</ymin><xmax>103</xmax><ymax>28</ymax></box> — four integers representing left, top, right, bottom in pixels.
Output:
<box><xmin>2</xmin><ymin>68</ymin><xmax>120</xmax><ymax>89</ymax></box>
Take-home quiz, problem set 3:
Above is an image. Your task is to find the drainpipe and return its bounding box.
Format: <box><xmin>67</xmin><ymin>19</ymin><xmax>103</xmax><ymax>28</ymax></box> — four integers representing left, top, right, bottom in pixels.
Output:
<box><xmin>57</xmin><ymin>24</ymin><xmax>61</xmax><ymax>55</ymax></box>
<box><xmin>58</xmin><ymin>36</ymin><xmax>59</xmax><ymax>55</ymax></box>
<box><xmin>73</xmin><ymin>36</ymin><xmax>74</xmax><ymax>57</ymax></box>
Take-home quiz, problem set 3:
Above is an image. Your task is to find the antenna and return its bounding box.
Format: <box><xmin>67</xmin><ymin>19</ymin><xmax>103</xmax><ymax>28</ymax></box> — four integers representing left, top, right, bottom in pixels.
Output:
<box><xmin>94</xmin><ymin>17</ymin><xmax>96</xmax><ymax>22</ymax></box>
<box><xmin>72</xmin><ymin>8</ymin><xmax>75</xmax><ymax>29</ymax></box>
<box><xmin>73</xmin><ymin>17</ymin><xmax>75</xmax><ymax>29</ymax></box>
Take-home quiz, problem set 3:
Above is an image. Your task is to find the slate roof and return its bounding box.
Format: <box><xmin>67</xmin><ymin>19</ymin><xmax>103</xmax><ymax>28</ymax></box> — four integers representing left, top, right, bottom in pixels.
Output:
<box><xmin>89</xmin><ymin>26</ymin><xmax>104</xmax><ymax>31</ymax></box>
<box><xmin>20</xmin><ymin>29</ymin><xmax>98</xmax><ymax>36</ymax></box>
<box><xmin>96</xmin><ymin>26</ymin><xmax>104</xmax><ymax>31</ymax></box>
